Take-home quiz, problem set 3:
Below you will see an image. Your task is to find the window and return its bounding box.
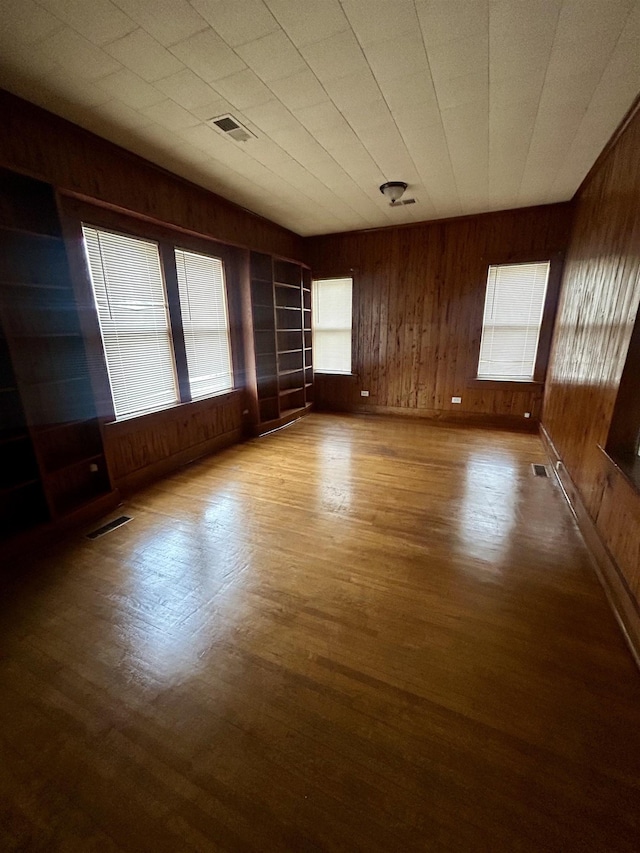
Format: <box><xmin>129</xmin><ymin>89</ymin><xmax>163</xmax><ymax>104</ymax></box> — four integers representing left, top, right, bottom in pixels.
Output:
<box><xmin>82</xmin><ymin>226</ymin><xmax>234</xmax><ymax>420</ymax></box>
<box><xmin>175</xmin><ymin>248</ymin><xmax>233</xmax><ymax>399</ymax></box>
<box><xmin>312</xmin><ymin>277</ymin><xmax>353</xmax><ymax>374</ymax></box>
<box><xmin>605</xmin><ymin>305</ymin><xmax>640</xmax><ymax>485</ymax></box>
<box><xmin>82</xmin><ymin>226</ymin><xmax>178</xmax><ymax>418</ymax></box>
<box><xmin>477</xmin><ymin>261</ymin><xmax>550</xmax><ymax>380</ymax></box>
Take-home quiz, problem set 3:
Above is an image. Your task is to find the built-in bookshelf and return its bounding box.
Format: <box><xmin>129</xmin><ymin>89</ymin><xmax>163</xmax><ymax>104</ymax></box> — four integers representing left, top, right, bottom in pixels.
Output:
<box><xmin>247</xmin><ymin>252</ymin><xmax>313</xmax><ymax>434</ymax></box>
<box><xmin>0</xmin><ymin>168</ymin><xmax>117</xmax><ymax>544</ymax></box>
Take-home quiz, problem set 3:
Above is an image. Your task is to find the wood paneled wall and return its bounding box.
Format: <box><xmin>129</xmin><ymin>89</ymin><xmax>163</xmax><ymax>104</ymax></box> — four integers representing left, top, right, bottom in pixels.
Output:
<box><xmin>306</xmin><ymin>204</ymin><xmax>572</xmax><ymax>427</ymax></box>
<box><xmin>0</xmin><ymin>89</ymin><xmax>302</xmax><ymax>260</ymax></box>
<box><xmin>103</xmin><ymin>391</ymin><xmax>243</xmax><ymax>494</ymax></box>
<box><xmin>543</xmin><ymin>104</ymin><xmax>640</xmax><ymax>614</ymax></box>
<box><xmin>0</xmin><ymin>90</ymin><xmax>304</xmax><ymax>497</ymax></box>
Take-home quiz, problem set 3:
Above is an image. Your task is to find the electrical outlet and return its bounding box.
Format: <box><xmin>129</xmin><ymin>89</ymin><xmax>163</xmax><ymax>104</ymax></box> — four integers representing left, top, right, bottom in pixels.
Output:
<box><xmin>524</xmin><ymin>412</ymin><xmax>531</xmax><ymax>418</ymax></box>
<box><xmin>361</xmin><ymin>390</ymin><xmax>370</xmax><ymax>397</ymax></box>
<box><xmin>451</xmin><ymin>396</ymin><xmax>461</xmax><ymax>404</ymax></box>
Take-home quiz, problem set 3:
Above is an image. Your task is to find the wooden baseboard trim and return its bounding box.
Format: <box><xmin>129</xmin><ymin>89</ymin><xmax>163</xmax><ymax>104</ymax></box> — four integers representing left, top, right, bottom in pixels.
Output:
<box><xmin>114</xmin><ymin>428</ymin><xmax>243</xmax><ymax>495</ymax></box>
<box><xmin>253</xmin><ymin>403</ymin><xmax>313</xmax><ymax>437</ymax></box>
<box><xmin>317</xmin><ymin>403</ymin><xmax>538</xmax><ymax>432</ymax></box>
<box><xmin>539</xmin><ymin>424</ymin><xmax>640</xmax><ymax>669</ymax></box>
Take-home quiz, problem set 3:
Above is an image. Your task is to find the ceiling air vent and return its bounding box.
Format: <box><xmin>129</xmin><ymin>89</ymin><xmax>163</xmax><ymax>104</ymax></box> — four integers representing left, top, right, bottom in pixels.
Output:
<box><xmin>390</xmin><ymin>198</ymin><xmax>417</xmax><ymax>207</ymax></box>
<box><xmin>208</xmin><ymin>114</ymin><xmax>256</xmax><ymax>143</ymax></box>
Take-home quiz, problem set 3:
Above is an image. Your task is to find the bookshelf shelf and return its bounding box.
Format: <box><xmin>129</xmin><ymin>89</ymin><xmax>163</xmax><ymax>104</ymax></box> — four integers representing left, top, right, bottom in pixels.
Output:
<box><xmin>246</xmin><ymin>252</ymin><xmax>313</xmax><ymax>435</ymax></box>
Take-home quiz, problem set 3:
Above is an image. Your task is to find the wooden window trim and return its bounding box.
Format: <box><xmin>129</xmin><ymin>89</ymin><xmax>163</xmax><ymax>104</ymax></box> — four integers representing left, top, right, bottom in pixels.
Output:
<box><xmin>58</xmin><ymin>196</ymin><xmax>245</xmax><ymax>422</ymax></box>
<box><xmin>604</xmin><ymin>302</ymin><xmax>640</xmax><ymax>494</ymax></box>
<box><xmin>469</xmin><ymin>250</ymin><xmax>564</xmax><ymax>385</ymax></box>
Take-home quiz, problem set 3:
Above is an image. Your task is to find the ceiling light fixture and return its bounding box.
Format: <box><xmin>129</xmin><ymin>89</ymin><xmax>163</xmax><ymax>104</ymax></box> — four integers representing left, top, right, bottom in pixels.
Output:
<box><xmin>379</xmin><ymin>181</ymin><xmax>408</xmax><ymax>204</ymax></box>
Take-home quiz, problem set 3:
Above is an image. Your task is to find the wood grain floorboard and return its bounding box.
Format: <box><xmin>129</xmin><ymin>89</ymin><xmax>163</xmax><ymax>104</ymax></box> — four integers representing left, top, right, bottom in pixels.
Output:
<box><xmin>1</xmin><ymin>413</ymin><xmax>639</xmax><ymax>852</ymax></box>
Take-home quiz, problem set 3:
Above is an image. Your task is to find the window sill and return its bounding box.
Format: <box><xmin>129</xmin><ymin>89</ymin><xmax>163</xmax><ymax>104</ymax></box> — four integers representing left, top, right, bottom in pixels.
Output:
<box><xmin>314</xmin><ymin>371</ymin><xmax>356</xmax><ymax>377</ymax></box>
<box><xmin>599</xmin><ymin>445</ymin><xmax>640</xmax><ymax>496</ymax></box>
<box><xmin>105</xmin><ymin>389</ymin><xmax>241</xmax><ymax>431</ymax></box>
<box><xmin>466</xmin><ymin>378</ymin><xmax>543</xmax><ymax>390</ymax></box>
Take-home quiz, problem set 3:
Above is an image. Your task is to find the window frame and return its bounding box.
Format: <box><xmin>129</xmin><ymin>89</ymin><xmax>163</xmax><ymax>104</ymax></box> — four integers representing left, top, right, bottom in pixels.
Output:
<box><xmin>174</xmin><ymin>245</ymin><xmax>234</xmax><ymax>401</ymax></box>
<box><xmin>82</xmin><ymin>225</ymin><xmax>180</xmax><ymax>420</ymax></box>
<box><xmin>604</xmin><ymin>304</ymin><xmax>640</xmax><ymax>493</ymax></box>
<box><xmin>468</xmin><ymin>251</ymin><xmax>563</xmax><ymax>389</ymax></box>
<box><xmin>60</xmin><ymin>198</ymin><xmax>241</xmax><ymax>424</ymax></box>
<box><xmin>312</xmin><ymin>275</ymin><xmax>354</xmax><ymax>376</ymax></box>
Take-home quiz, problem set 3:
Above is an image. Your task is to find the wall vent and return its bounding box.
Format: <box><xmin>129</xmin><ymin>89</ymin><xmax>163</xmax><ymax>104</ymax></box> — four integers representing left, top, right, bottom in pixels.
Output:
<box><xmin>86</xmin><ymin>515</ymin><xmax>132</xmax><ymax>539</ymax></box>
<box><xmin>208</xmin><ymin>114</ymin><xmax>256</xmax><ymax>143</ymax></box>
<box><xmin>532</xmin><ymin>463</ymin><xmax>549</xmax><ymax>478</ymax></box>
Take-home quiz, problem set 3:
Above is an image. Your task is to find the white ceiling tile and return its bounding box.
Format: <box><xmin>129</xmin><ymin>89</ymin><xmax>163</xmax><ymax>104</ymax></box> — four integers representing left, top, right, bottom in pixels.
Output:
<box><xmin>0</xmin><ymin>0</ymin><xmax>64</xmax><ymax>44</ymax></box>
<box><xmin>39</xmin><ymin>27</ymin><xmax>121</xmax><ymax>80</ymax></box>
<box><xmin>1</xmin><ymin>0</ymin><xmax>638</xmax><ymax>235</ymax></box>
<box><xmin>95</xmin><ymin>97</ymin><xmax>155</xmax><ymax>129</ymax></box>
<box><xmin>265</xmin><ymin>0</ymin><xmax>349</xmax><ymax>48</ymax></box>
<box><xmin>301</xmin><ymin>31</ymin><xmax>368</xmax><ymax>83</ymax></box>
<box><xmin>293</xmin><ymin>100</ymin><xmax>343</xmax><ymax>133</ymax></box>
<box><xmin>435</xmin><ymin>72</ymin><xmax>488</xmax><ymax>111</ymax></box>
<box><xmin>332</xmin><ymin>141</ymin><xmax>384</xmax><ymax>181</ymax></box>
<box><xmin>106</xmin><ymin>28</ymin><xmax>185</xmax><ymax>81</ymax></box>
<box><xmin>545</xmin><ymin>39</ymin><xmax>620</xmax><ymax>83</ymax></box>
<box><xmin>364</xmin><ymin>35</ymin><xmax>427</xmax><ymax>83</ymax></box>
<box><xmin>190</xmin><ymin>0</ymin><xmax>280</xmax><ymax>47</ymax></box>
<box><xmin>177</xmin><ymin>122</ymin><xmax>228</xmax><ymax>152</ymax></box>
<box><xmin>416</xmin><ymin>0</ymin><xmax>490</xmax><ymax>46</ymax></box>
<box><xmin>601</xmin><ymin>37</ymin><xmax>640</xmax><ymax>82</ymax></box>
<box><xmin>235</xmin><ymin>30</ymin><xmax>305</xmax><ymax>82</ymax></box>
<box><xmin>110</xmin><ymin>0</ymin><xmax>208</xmax><ymax>47</ymax></box>
<box><xmin>379</xmin><ymin>70</ymin><xmax>440</xmax><ymax>115</ymax></box>
<box><xmin>490</xmin><ymin>48</ymin><xmax>550</xmax><ymax>85</ymax></box>
<box><xmin>342</xmin><ymin>99</ymin><xmax>394</xmax><ymax>134</ymax></box>
<box><xmin>190</xmin><ymin>96</ymin><xmax>236</xmax><ymax>121</ymax></box>
<box><xmin>154</xmin><ymin>69</ymin><xmax>221</xmax><ymax>110</ymax></box>
<box><xmin>37</xmin><ymin>0</ymin><xmax>136</xmax><ymax>46</ymax></box>
<box><xmin>554</xmin><ymin>0</ymin><xmax>634</xmax><ymax>45</ymax></box>
<box><xmin>170</xmin><ymin>28</ymin><xmax>246</xmax><ymax>82</ymax></box>
<box><xmin>428</xmin><ymin>36</ymin><xmax>488</xmax><ymax>82</ymax></box>
<box><xmin>135</xmin><ymin>121</ymin><xmax>187</xmax><ymax>152</ymax></box>
<box><xmin>141</xmin><ymin>98</ymin><xmax>201</xmax><ymax>130</ymax></box>
<box><xmin>488</xmin><ymin>0</ymin><xmax>560</xmax><ymax>46</ymax></box>
<box><xmin>267</xmin><ymin>69</ymin><xmax>327</xmax><ymax>110</ymax></box>
<box><xmin>323</xmin><ymin>69</ymin><xmax>381</xmax><ymax>112</ymax></box>
<box><xmin>98</xmin><ymin>68</ymin><xmax>165</xmax><ymax>109</ymax></box>
<box><xmin>341</xmin><ymin>0</ymin><xmax>419</xmax><ymax>46</ymax></box>
<box><xmin>264</xmin><ymin>123</ymin><xmax>318</xmax><ymax>153</ymax></box>
<box><xmin>34</xmin><ymin>67</ymin><xmax>114</xmax><ymax>108</ymax></box>
<box><xmin>241</xmin><ymin>99</ymin><xmax>296</xmax><ymax>134</ymax></box>
<box><xmin>490</xmin><ymin>70</ymin><xmax>547</xmax><ymax>109</ymax></box>
<box><xmin>212</xmin><ymin>68</ymin><xmax>274</xmax><ymax>109</ymax></box>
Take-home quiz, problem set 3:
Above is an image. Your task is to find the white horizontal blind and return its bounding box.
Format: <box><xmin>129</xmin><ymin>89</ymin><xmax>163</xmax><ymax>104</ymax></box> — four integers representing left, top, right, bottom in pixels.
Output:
<box><xmin>312</xmin><ymin>277</ymin><xmax>353</xmax><ymax>374</ymax></box>
<box><xmin>175</xmin><ymin>248</ymin><xmax>233</xmax><ymax>398</ymax></box>
<box><xmin>82</xmin><ymin>226</ymin><xmax>178</xmax><ymax>419</ymax></box>
<box><xmin>478</xmin><ymin>261</ymin><xmax>550</xmax><ymax>380</ymax></box>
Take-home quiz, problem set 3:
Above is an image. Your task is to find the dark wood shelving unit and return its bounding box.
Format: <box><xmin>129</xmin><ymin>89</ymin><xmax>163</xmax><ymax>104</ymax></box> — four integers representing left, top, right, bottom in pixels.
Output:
<box><xmin>0</xmin><ymin>167</ymin><xmax>118</xmax><ymax>545</ymax></box>
<box><xmin>245</xmin><ymin>252</ymin><xmax>313</xmax><ymax>435</ymax></box>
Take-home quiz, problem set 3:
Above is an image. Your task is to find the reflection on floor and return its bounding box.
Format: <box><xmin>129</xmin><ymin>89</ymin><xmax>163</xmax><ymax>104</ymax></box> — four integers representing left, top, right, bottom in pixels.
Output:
<box><xmin>1</xmin><ymin>413</ymin><xmax>639</xmax><ymax>851</ymax></box>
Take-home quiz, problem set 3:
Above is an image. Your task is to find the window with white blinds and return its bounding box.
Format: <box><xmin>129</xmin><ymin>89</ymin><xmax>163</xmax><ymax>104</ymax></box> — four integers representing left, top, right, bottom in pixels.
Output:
<box><xmin>175</xmin><ymin>248</ymin><xmax>233</xmax><ymax>399</ymax></box>
<box><xmin>82</xmin><ymin>226</ymin><xmax>178</xmax><ymax>419</ymax></box>
<box><xmin>312</xmin><ymin>277</ymin><xmax>353</xmax><ymax>374</ymax></box>
<box><xmin>477</xmin><ymin>261</ymin><xmax>550</xmax><ymax>380</ymax></box>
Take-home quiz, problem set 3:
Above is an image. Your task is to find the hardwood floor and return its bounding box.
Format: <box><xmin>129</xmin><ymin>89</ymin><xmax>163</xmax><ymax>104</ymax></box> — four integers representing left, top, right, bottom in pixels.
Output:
<box><xmin>1</xmin><ymin>413</ymin><xmax>639</xmax><ymax>852</ymax></box>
